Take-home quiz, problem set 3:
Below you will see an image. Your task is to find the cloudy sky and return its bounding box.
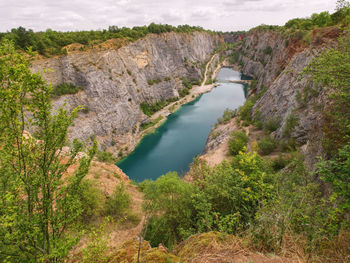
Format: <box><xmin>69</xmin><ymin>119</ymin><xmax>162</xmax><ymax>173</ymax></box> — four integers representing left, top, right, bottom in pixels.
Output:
<box><xmin>0</xmin><ymin>0</ymin><xmax>336</xmax><ymax>32</ymax></box>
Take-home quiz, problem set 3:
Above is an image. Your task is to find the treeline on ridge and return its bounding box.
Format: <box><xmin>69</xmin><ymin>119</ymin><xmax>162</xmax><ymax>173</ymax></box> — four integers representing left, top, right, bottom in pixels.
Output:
<box><xmin>251</xmin><ymin>5</ymin><xmax>350</xmax><ymax>32</ymax></box>
<box><xmin>0</xmin><ymin>23</ymin><xmax>207</xmax><ymax>57</ymax></box>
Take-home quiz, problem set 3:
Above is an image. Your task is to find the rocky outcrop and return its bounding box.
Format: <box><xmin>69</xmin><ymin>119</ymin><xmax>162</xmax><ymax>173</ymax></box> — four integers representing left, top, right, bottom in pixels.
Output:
<box><xmin>204</xmin><ymin>27</ymin><xmax>340</xmax><ymax>168</ymax></box>
<box><xmin>31</xmin><ymin>32</ymin><xmax>222</xmax><ymax>155</ymax></box>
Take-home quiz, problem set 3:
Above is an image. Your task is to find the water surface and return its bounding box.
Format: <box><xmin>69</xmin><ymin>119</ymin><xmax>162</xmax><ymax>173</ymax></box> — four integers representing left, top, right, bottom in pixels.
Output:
<box><xmin>117</xmin><ymin>68</ymin><xmax>246</xmax><ymax>182</ymax></box>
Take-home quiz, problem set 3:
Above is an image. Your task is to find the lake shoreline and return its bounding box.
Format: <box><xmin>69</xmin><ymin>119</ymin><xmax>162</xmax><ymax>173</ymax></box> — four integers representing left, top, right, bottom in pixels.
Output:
<box><xmin>118</xmin><ymin>55</ymin><xmax>224</xmax><ymax>162</ymax></box>
<box><xmin>117</xmin><ymin>67</ymin><xmax>246</xmax><ymax>182</ymax></box>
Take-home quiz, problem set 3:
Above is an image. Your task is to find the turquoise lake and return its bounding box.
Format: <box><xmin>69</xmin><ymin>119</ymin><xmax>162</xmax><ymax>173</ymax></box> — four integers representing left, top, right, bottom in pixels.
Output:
<box><xmin>117</xmin><ymin>68</ymin><xmax>247</xmax><ymax>182</ymax></box>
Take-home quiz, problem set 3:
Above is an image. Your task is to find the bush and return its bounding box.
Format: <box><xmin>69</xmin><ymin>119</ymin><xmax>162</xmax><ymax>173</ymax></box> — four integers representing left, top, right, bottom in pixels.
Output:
<box><xmin>140</xmin><ymin>116</ymin><xmax>162</xmax><ymax>130</ymax></box>
<box><xmin>147</xmin><ymin>78</ymin><xmax>162</xmax><ymax>85</ymax></box>
<box><xmin>280</xmin><ymin>138</ymin><xmax>296</xmax><ymax>152</ymax></box>
<box><xmin>282</xmin><ymin>112</ymin><xmax>299</xmax><ymax>138</ymax></box>
<box><xmin>140</xmin><ymin>100</ymin><xmax>170</xmax><ymax>116</ymax></box>
<box><xmin>141</xmin><ymin>172</ymin><xmax>194</xmax><ymax>248</ymax></box>
<box><xmin>317</xmin><ymin>144</ymin><xmax>350</xmax><ymax>230</ymax></box>
<box><xmin>271</xmin><ymin>154</ymin><xmax>292</xmax><ymax>171</ymax></box>
<box><xmin>250</xmin><ymin>155</ymin><xmax>328</xmax><ymax>253</ymax></box>
<box><xmin>105</xmin><ymin>184</ymin><xmax>131</xmax><ymax>219</ymax></box>
<box><xmin>75</xmin><ymin>179</ymin><xmax>104</xmax><ymax>223</ymax></box>
<box><xmin>263</xmin><ymin>46</ymin><xmax>273</xmax><ymax>55</ymax></box>
<box><xmin>263</xmin><ymin>117</ymin><xmax>280</xmax><ymax>133</ymax></box>
<box><xmin>52</xmin><ymin>82</ymin><xmax>82</xmax><ymax>97</ymax></box>
<box><xmin>228</xmin><ymin>131</ymin><xmax>249</xmax><ymax>155</ymax></box>
<box><xmin>258</xmin><ymin>136</ymin><xmax>277</xmax><ymax>155</ymax></box>
<box><xmin>96</xmin><ymin>150</ymin><xmax>117</xmax><ymax>164</ymax></box>
<box><xmin>179</xmin><ymin>87</ymin><xmax>190</xmax><ymax>97</ymax></box>
<box><xmin>238</xmin><ymin>99</ymin><xmax>254</xmax><ymax>123</ymax></box>
<box><xmin>216</xmin><ymin>108</ymin><xmax>237</xmax><ymax>125</ymax></box>
<box><xmin>181</xmin><ymin>77</ymin><xmax>193</xmax><ymax>89</ymax></box>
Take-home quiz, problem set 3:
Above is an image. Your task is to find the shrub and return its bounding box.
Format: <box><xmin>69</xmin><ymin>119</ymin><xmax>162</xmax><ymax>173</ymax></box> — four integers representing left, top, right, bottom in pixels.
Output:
<box><xmin>181</xmin><ymin>77</ymin><xmax>193</xmax><ymax>89</ymax></box>
<box><xmin>238</xmin><ymin>99</ymin><xmax>254</xmax><ymax>123</ymax></box>
<box><xmin>228</xmin><ymin>131</ymin><xmax>249</xmax><ymax>155</ymax></box>
<box><xmin>81</xmin><ymin>220</ymin><xmax>110</xmax><ymax>263</ymax></box>
<box><xmin>140</xmin><ymin>116</ymin><xmax>162</xmax><ymax>130</ymax></box>
<box><xmin>147</xmin><ymin>78</ymin><xmax>162</xmax><ymax>85</ymax></box>
<box><xmin>96</xmin><ymin>150</ymin><xmax>117</xmax><ymax>164</ymax></box>
<box><xmin>216</xmin><ymin>108</ymin><xmax>237</xmax><ymax>125</ymax></box>
<box><xmin>105</xmin><ymin>184</ymin><xmax>131</xmax><ymax>219</ymax></box>
<box><xmin>75</xmin><ymin>179</ymin><xmax>104</xmax><ymax>223</ymax></box>
<box><xmin>258</xmin><ymin>136</ymin><xmax>277</xmax><ymax>155</ymax></box>
<box><xmin>179</xmin><ymin>87</ymin><xmax>190</xmax><ymax>97</ymax></box>
<box><xmin>263</xmin><ymin>46</ymin><xmax>273</xmax><ymax>55</ymax></box>
<box><xmin>271</xmin><ymin>154</ymin><xmax>292</xmax><ymax>171</ymax></box>
<box><xmin>282</xmin><ymin>112</ymin><xmax>299</xmax><ymax>138</ymax></box>
<box><xmin>141</xmin><ymin>172</ymin><xmax>194</xmax><ymax>248</ymax></box>
<box><xmin>249</xmin><ymin>79</ymin><xmax>258</xmax><ymax>90</ymax></box>
<box><xmin>140</xmin><ymin>100</ymin><xmax>169</xmax><ymax>116</ymax></box>
<box><xmin>250</xmin><ymin>155</ymin><xmax>328</xmax><ymax>253</ymax></box>
<box><xmin>52</xmin><ymin>82</ymin><xmax>82</xmax><ymax>97</ymax></box>
<box><xmin>229</xmin><ymin>51</ymin><xmax>239</xmax><ymax>64</ymax></box>
<box><xmin>280</xmin><ymin>138</ymin><xmax>296</xmax><ymax>152</ymax></box>
<box><xmin>263</xmin><ymin>117</ymin><xmax>280</xmax><ymax>133</ymax></box>
<box><xmin>317</xmin><ymin>144</ymin><xmax>350</xmax><ymax>230</ymax></box>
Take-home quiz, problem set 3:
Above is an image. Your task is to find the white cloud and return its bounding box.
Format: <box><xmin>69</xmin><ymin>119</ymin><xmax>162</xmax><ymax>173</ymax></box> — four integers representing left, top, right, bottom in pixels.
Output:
<box><xmin>0</xmin><ymin>0</ymin><xmax>336</xmax><ymax>32</ymax></box>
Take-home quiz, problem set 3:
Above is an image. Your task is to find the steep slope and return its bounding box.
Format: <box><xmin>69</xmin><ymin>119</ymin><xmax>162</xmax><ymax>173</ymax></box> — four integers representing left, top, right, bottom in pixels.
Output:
<box><xmin>204</xmin><ymin>27</ymin><xmax>341</xmax><ymax>168</ymax></box>
<box><xmin>31</xmin><ymin>32</ymin><xmax>222</xmax><ymax>155</ymax></box>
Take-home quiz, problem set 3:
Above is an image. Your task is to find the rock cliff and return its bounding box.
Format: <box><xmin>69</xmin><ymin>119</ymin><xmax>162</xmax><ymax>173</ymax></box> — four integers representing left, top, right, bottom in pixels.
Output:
<box><xmin>205</xmin><ymin>27</ymin><xmax>341</xmax><ymax>168</ymax></box>
<box><xmin>31</xmin><ymin>32</ymin><xmax>222</xmax><ymax>155</ymax></box>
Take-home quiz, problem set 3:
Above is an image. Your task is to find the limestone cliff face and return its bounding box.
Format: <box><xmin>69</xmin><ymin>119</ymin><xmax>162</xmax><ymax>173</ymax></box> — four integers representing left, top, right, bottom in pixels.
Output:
<box><xmin>31</xmin><ymin>32</ymin><xmax>222</xmax><ymax>154</ymax></box>
<box><xmin>205</xmin><ymin>28</ymin><xmax>340</xmax><ymax>167</ymax></box>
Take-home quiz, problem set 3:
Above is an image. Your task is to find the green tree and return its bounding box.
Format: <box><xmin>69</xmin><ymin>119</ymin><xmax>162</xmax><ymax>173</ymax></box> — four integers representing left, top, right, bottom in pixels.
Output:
<box><xmin>302</xmin><ymin>32</ymin><xmax>350</xmax><ymax>155</ymax></box>
<box><xmin>140</xmin><ymin>172</ymin><xmax>194</xmax><ymax>248</ymax></box>
<box><xmin>336</xmin><ymin>0</ymin><xmax>350</xmax><ymax>11</ymax></box>
<box><xmin>318</xmin><ymin>144</ymin><xmax>350</xmax><ymax>232</ymax></box>
<box><xmin>228</xmin><ymin>130</ymin><xmax>249</xmax><ymax>155</ymax></box>
<box><xmin>0</xmin><ymin>40</ymin><xmax>96</xmax><ymax>262</ymax></box>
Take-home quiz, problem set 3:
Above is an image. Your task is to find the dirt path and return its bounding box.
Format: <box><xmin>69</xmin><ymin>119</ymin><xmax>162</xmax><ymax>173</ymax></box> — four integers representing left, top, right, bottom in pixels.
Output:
<box><xmin>201</xmin><ymin>53</ymin><xmax>218</xmax><ymax>86</ymax></box>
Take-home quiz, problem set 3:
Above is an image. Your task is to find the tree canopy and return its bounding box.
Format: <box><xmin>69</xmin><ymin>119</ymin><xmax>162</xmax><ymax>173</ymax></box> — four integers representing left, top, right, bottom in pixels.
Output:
<box><xmin>0</xmin><ymin>40</ymin><xmax>96</xmax><ymax>262</ymax></box>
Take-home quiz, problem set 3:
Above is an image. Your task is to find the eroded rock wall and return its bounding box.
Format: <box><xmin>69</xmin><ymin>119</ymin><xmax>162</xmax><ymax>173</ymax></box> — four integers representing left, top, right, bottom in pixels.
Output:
<box><xmin>205</xmin><ymin>28</ymin><xmax>340</xmax><ymax>168</ymax></box>
<box><xmin>31</xmin><ymin>32</ymin><xmax>222</xmax><ymax>154</ymax></box>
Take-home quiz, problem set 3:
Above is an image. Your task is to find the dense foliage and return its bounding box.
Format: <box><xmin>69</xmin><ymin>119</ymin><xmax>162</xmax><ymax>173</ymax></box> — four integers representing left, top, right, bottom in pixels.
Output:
<box><xmin>105</xmin><ymin>184</ymin><xmax>131</xmax><ymax>219</ymax></box>
<box><xmin>140</xmin><ymin>100</ymin><xmax>171</xmax><ymax>117</ymax></box>
<box><xmin>303</xmin><ymin>31</ymin><xmax>350</xmax><ymax>156</ymax></box>
<box><xmin>51</xmin><ymin>82</ymin><xmax>82</xmax><ymax>97</ymax></box>
<box><xmin>0</xmin><ymin>23</ymin><xmax>206</xmax><ymax>56</ymax></box>
<box><xmin>228</xmin><ymin>130</ymin><xmax>249</xmax><ymax>155</ymax></box>
<box><xmin>0</xmin><ymin>40</ymin><xmax>96</xmax><ymax>262</ymax></box>
<box><xmin>139</xmin><ymin>11</ymin><xmax>350</xmax><ymax>260</ymax></box>
<box><xmin>140</xmin><ymin>151</ymin><xmax>274</xmax><ymax>248</ymax></box>
<box><xmin>251</xmin><ymin>3</ymin><xmax>349</xmax><ymax>34</ymax></box>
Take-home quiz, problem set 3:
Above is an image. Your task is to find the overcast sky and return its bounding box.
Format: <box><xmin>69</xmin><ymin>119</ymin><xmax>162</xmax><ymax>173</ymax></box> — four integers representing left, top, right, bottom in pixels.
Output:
<box><xmin>0</xmin><ymin>0</ymin><xmax>336</xmax><ymax>32</ymax></box>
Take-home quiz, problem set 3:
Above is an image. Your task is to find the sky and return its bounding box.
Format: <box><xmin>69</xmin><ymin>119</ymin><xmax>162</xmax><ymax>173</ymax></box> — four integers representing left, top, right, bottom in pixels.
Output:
<box><xmin>0</xmin><ymin>0</ymin><xmax>336</xmax><ymax>32</ymax></box>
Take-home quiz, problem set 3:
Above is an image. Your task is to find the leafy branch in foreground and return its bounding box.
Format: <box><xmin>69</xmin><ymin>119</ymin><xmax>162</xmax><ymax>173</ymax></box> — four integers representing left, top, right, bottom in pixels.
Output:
<box><xmin>0</xmin><ymin>40</ymin><xmax>96</xmax><ymax>262</ymax></box>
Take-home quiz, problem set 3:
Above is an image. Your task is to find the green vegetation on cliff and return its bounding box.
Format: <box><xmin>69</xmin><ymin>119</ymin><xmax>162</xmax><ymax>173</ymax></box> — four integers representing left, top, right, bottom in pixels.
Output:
<box><xmin>0</xmin><ymin>23</ymin><xmax>207</xmax><ymax>56</ymax></box>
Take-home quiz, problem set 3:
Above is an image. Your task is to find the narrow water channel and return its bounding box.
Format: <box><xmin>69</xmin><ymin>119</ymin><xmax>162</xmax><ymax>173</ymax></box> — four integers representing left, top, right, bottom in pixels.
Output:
<box><xmin>117</xmin><ymin>68</ymin><xmax>247</xmax><ymax>182</ymax></box>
